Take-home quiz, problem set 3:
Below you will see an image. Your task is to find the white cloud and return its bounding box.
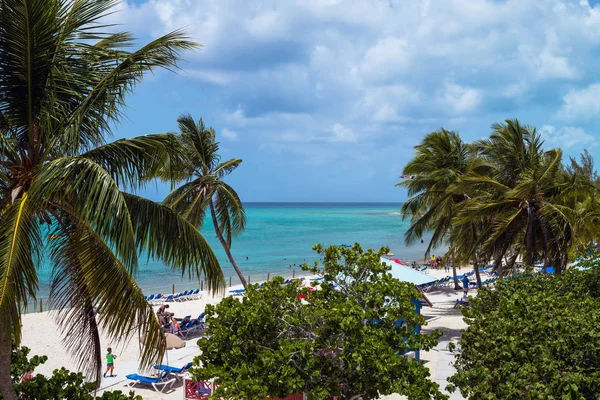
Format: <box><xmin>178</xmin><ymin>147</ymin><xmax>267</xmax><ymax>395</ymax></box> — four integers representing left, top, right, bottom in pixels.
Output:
<box><xmin>502</xmin><ymin>83</ymin><xmax>529</xmax><ymax>99</ymax></box>
<box><xmin>357</xmin><ymin>84</ymin><xmax>422</xmax><ymax>122</ymax></box>
<box><xmin>329</xmin><ymin>123</ymin><xmax>356</xmax><ymax>142</ymax></box>
<box><xmin>359</xmin><ymin>37</ymin><xmax>411</xmax><ymax>82</ymax></box>
<box><xmin>438</xmin><ymin>82</ymin><xmax>482</xmax><ymax>114</ymax></box>
<box><xmin>112</xmin><ymin>0</ymin><xmax>600</xmax><ymax>169</ymax></box>
<box><xmin>539</xmin><ymin>124</ymin><xmax>596</xmax><ymax>148</ymax></box>
<box><xmin>187</xmin><ymin>69</ymin><xmax>237</xmax><ymax>85</ymax></box>
<box><xmin>535</xmin><ymin>49</ymin><xmax>578</xmax><ymax>79</ymax></box>
<box><xmin>555</xmin><ymin>83</ymin><xmax>600</xmax><ymax>120</ymax></box>
<box><xmin>246</xmin><ymin>10</ymin><xmax>287</xmax><ymax>38</ymax></box>
<box><xmin>221</xmin><ymin>128</ymin><xmax>238</xmax><ymax>141</ymax></box>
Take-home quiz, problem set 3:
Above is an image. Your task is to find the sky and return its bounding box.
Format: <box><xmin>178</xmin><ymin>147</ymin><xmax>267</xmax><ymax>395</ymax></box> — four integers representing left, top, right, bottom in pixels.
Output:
<box><xmin>107</xmin><ymin>0</ymin><xmax>600</xmax><ymax>202</ymax></box>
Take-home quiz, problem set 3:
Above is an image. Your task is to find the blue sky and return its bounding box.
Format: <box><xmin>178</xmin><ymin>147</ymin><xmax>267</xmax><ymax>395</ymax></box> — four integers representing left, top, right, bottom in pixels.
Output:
<box><xmin>108</xmin><ymin>0</ymin><xmax>600</xmax><ymax>202</ymax></box>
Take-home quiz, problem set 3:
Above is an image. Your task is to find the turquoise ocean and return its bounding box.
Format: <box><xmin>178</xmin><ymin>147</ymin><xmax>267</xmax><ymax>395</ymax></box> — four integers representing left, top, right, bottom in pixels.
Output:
<box><xmin>35</xmin><ymin>203</ymin><xmax>435</xmax><ymax>297</ymax></box>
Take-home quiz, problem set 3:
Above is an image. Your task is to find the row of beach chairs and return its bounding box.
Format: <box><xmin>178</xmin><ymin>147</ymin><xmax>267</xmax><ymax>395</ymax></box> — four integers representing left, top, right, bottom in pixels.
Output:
<box><xmin>417</xmin><ymin>268</ymin><xmax>492</xmax><ymax>292</ymax></box>
<box><xmin>228</xmin><ymin>277</ymin><xmax>310</xmax><ymax>296</ymax></box>
<box><xmin>145</xmin><ymin>289</ymin><xmax>202</xmax><ymax>305</ymax></box>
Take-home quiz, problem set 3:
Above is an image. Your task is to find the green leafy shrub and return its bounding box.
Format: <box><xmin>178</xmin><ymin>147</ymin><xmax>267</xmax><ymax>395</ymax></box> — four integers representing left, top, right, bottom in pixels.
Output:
<box><xmin>3</xmin><ymin>345</ymin><xmax>140</xmax><ymax>400</ymax></box>
<box><xmin>449</xmin><ymin>260</ymin><xmax>600</xmax><ymax>399</ymax></box>
<box><xmin>193</xmin><ymin>244</ymin><xmax>445</xmax><ymax>400</ymax></box>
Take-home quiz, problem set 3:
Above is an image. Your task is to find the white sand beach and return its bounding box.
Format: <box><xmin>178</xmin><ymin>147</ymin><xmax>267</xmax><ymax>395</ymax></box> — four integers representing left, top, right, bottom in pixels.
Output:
<box><xmin>19</xmin><ymin>267</ymin><xmax>474</xmax><ymax>399</ymax></box>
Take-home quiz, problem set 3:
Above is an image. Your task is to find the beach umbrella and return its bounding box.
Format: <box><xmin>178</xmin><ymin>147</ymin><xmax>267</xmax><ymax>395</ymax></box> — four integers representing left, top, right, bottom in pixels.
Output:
<box><xmin>164</xmin><ymin>333</ymin><xmax>186</xmax><ymax>350</ymax></box>
<box><xmin>140</xmin><ymin>333</ymin><xmax>186</xmax><ymax>365</ymax></box>
<box><xmin>140</xmin><ymin>333</ymin><xmax>186</xmax><ymax>350</ymax></box>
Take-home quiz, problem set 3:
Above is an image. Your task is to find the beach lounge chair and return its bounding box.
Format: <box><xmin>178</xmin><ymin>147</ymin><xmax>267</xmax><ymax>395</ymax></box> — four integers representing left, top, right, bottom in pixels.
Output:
<box><xmin>151</xmin><ymin>294</ymin><xmax>164</xmax><ymax>305</ymax></box>
<box><xmin>154</xmin><ymin>362</ymin><xmax>193</xmax><ymax>379</ymax></box>
<box><xmin>180</xmin><ymin>322</ymin><xmax>197</xmax><ymax>337</ymax></box>
<box><xmin>175</xmin><ymin>291</ymin><xmax>189</xmax><ymax>302</ymax></box>
<box><xmin>229</xmin><ymin>289</ymin><xmax>245</xmax><ymax>296</ymax></box>
<box><xmin>125</xmin><ymin>371</ymin><xmax>175</xmax><ymax>393</ymax></box>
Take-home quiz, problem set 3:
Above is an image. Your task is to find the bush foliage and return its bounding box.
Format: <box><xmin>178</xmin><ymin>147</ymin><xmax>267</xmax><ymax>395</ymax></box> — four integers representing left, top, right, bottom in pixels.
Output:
<box><xmin>3</xmin><ymin>345</ymin><xmax>140</xmax><ymax>400</ymax></box>
<box><xmin>448</xmin><ymin>258</ymin><xmax>600</xmax><ymax>398</ymax></box>
<box><xmin>192</xmin><ymin>244</ymin><xmax>446</xmax><ymax>400</ymax></box>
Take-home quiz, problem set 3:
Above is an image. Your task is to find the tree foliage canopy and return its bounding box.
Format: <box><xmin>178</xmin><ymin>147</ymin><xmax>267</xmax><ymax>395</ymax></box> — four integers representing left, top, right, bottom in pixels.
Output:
<box><xmin>400</xmin><ymin>119</ymin><xmax>600</xmax><ymax>276</ymax></box>
<box><xmin>192</xmin><ymin>244</ymin><xmax>446</xmax><ymax>400</ymax></box>
<box><xmin>5</xmin><ymin>345</ymin><xmax>140</xmax><ymax>400</ymax></box>
<box><xmin>0</xmin><ymin>0</ymin><xmax>222</xmax><ymax>392</ymax></box>
<box><xmin>163</xmin><ymin>115</ymin><xmax>247</xmax><ymax>286</ymax></box>
<box><xmin>448</xmin><ymin>258</ymin><xmax>600</xmax><ymax>398</ymax></box>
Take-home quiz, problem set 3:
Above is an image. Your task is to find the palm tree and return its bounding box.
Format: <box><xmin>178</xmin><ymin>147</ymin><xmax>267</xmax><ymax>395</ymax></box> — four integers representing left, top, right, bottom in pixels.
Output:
<box><xmin>398</xmin><ymin>129</ymin><xmax>473</xmax><ymax>290</ymax></box>
<box><xmin>456</xmin><ymin>119</ymin><xmax>597</xmax><ymax>273</ymax></box>
<box><xmin>163</xmin><ymin>115</ymin><xmax>248</xmax><ymax>288</ymax></box>
<box><xmin>0</xmin><ymin>1</ymin><xmax>223</xmax><ymax>398</ymax></box>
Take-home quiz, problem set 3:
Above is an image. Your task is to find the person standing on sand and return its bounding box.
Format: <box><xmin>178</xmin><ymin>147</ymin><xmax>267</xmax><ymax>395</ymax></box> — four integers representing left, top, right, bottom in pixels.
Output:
<box><xmin>461</xmin><ymin>275</ymin><xmax>470</xmax><ymax>297</ymax></box>
<box><xmin>103</xmin><ymin>348</ymin><xmax>116</xmax><ymax>378</ymax></box>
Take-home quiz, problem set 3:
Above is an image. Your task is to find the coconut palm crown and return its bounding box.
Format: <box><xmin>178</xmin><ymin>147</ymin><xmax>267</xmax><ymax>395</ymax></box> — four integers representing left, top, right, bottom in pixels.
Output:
<box><xmin>164</xmin><ymin>114</ymin><xmax>248</xmax><ymax>287</ymax></box>
<box><xmin>397</xmin><ymin>129</ymin><xmax>473</xmax><ymax>289</ymax></box>
<box><xmin>0</xmin><ymin>0</ymin><xmax>223</xmax><ymax>397</ymax></box>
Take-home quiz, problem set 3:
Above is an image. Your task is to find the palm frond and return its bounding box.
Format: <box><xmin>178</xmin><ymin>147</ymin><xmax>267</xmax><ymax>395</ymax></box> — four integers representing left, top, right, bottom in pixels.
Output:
<box><xmin>48</xmin><ymin>217</ymin><xmax>165</xmax><ymax>384</ymax></box>
<box><xmin>215</xmin><ymin>158</ymin><xmax>242</xmax><ymax>178</ymax></box>
<box><xmin>81</xmin><ymin>133</ymin><xmax>181</xmax><ymax>189</ymax></box>
<box><xmin>177</xmin><ymin>114</ymin><xmax>220</xmax><ymax>171</ymax></box>
<box><xmin>123</xmin><ymin>193</ymin><xmax>224</xmax><ymax>291</ymax></box>
<box><xmin>0</xmin><ymin>193</ymin><xmax>40</xmax><ymax>344</ymax></box>
<box><xmin>58</xmin><ymin>30</ymin><xmax>199</xmax><ymax>153</ymax></box>
<box><xmin>214</xmin><ymin>182</ymin><xmax>246</xmax><ymax>242</ymax></box>
<box><xmin>162</xmin><ymin>179</ymin><xmax>214</xmax><ymax>228</ymax></box>
<box><xmin>29</xmin><ymin>157</ymin><xmax>137</xmax><ymax>272</ymax></box>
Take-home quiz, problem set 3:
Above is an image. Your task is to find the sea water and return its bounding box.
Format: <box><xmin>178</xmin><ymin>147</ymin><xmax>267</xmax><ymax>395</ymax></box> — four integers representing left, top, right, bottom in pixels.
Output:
<box><xmin>35</xmin><ymin>203</ymin><xmax>436</xmax><ymax>297</ymax></box>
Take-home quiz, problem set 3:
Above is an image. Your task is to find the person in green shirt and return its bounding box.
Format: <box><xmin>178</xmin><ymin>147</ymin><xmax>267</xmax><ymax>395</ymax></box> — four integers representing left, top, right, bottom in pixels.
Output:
<box><xmin>103</xmin><ymin>347</ymin><xmax>117</xmax><ymax>378</ymax></box>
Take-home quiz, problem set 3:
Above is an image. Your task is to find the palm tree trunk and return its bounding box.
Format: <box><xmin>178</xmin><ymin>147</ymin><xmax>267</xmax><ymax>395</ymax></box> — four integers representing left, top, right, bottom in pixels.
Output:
<box><xmin>495</xmin><ymin>252</ymin><xmax>504</xmax><ymax>277</ymax></box>
<box><xmin>507</xmin><ymin>252</ymin><xmax>519</xmax><ymax>276</ymax></box>
<box><xmin>0</xmin><ymin>331</ymin><xmax>16</xmax><ymax>400</ymax></box>
<box><xmin>473</xmin><ymin>252</ymin><xmax>482</xmax><ymax>287</ymax></box>
<box><xmin>526</xmin><ymin>204</ymin><xmax>535</xmax><ymax>266</ymax></box>
<box><xmin>451</xmin><ymin>251</ymin><xmax>461</xmax><ymax>290</ymax></box>
<box><xmin>209</xmin><ymin>200</ymin><xmax>247</xmax><ymax>289</ymax></box>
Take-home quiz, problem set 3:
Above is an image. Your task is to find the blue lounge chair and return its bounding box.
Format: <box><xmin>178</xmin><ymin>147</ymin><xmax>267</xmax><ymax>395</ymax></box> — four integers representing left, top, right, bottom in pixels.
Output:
<box><xmin>151</xmin><ymin>294</ymin><xmax>164</xmax><ymax>305</ymax></box>
<box><xmin>175</xmin><ymin>291</ymin><xmax>189</xmax><ymax>302</ymax></box>
<box><xmin>164</xmin><ymin>295</ymin><xmax>174</xmax><ymax>302</ymax></box>
<box><xmin>126</xmin><ymin>371</ymin><xmax>176</xmax><ymax>393</ymax></box>
<box><xmin>229</xmin><ymin>289</ymin><xmax>245</xmax><ymax>296</ymax></box>
<box><xmin>154</xmin><ymin>362</ymin><xmax>193</xmax><ymax>379</ymax></box>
